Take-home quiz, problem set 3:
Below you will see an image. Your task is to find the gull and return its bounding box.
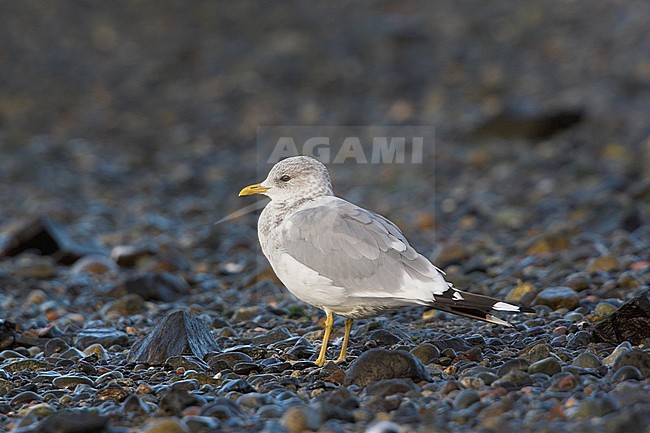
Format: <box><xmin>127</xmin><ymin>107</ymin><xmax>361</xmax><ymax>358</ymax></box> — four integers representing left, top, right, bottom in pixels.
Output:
<box><xmin>240</xmin><ymin>156</ymin><xmax>532</xmax><ymax>366</ymax></box>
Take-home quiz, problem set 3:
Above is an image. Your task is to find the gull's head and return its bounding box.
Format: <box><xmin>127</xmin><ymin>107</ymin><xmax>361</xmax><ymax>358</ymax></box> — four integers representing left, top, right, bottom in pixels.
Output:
<box><xmin>239</xmin><ymin>156</ymin><xmax>333</xmax><ymax>201</ymax></box>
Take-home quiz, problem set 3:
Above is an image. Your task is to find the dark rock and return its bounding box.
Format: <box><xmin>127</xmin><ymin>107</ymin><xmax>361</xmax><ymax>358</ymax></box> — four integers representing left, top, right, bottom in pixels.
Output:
<box><xmin>566</xmin><ymin>331</ymin><xmax>593</xmax><ymax>349</ymax></box>
<box><xmin>0</xmin><ymin>216</ymin><xmax>105</xmax><ymax>265</ymax></box>
<box><xmin>75</xmin><ymin>328</ymin><xmax>128</xmax><ymax>350</ymax></box>
<box><xmin>206</xmin><ymin>352</ymin><xmax>253</xmax><ymax>368</ymax></box>
<box><xmin>221</xmin><ymin>378</ymin><xmax>255</xmax><ymax>394</ymax></box>
<box><xmin>0</xmin><ymin>320</ymin><xmax>16</xmax><ymax>350</ymax></box>
<box><xmin>470</xmin><ymin>109</ymin><xmax>583</xmax><ymax>140</ymax></box>
<box><xmin>363</xmin><ymin>378</ymin><xmax>420</xmax><ymax>399</ymax></box>
<box><xmin>44</xmin><ymin>338</ymin><xmax>70</xmax><ymax>356</ymax></box>
<box><xmin>115</xmin><ymin>272</ymin><xmax>190</xmax><ymax>301</ymax></box>
<box><xmin>613</xmin><ymin>349</ymin><xmax>650</xmax><ymax>378</ymax></box>
<box><xmin>252</xmin><ymin>327</ymin><xmax>292</xmax><ymax>345</ymax></box>
<box><xmin>128</xmin><ymin>311</ymin><xmax>219</xmax><ymax>365</ymax></box>
<box><xmin>611</xmin><ymin>365</ymin><xmax>643</xmax><ymax>382</ymax></box>
<box><xmin>165</xmin><ymin>355</ymin><xmax>210</xmax><ymax>372</ymax></box>
<box><xmin>344</xmin><ymin>349</ymin><xmax>431</xmax><ymax>387</ymax></box>
<box><xmin>96</xmin><ymin>384</ymin><xmax>130</xmax><ymax>402</ymax></box>
<box><xmin>10</xmin><ymin>391</ymin><xmax>42</xmax><ymax>406</ymax></box>
<box><xmin>367</xmin><ymin>329</ymin><xmax>402</xmax><ymax>346</ymax></box>
<box><xmin>430</xmin><ymin>337</ymin><xmax>472</xmax><ymax>353</ymax></box>
<box><xmin>33</xmin><ymin>408</ymin><xmax>107</xmax><ymax>433</ymax></box>
<box><xmin>497</xmin><ymin>358</ymin><xmax>530</xmax><ymax>376</ymax></box>
<box><xmin>122</xmin><ymin>394</ymin><xmax>150</xmax><ymax>416</ymax></box>
<box><xmin>160</xmin><ymin>387</ymin><xmax>199</xmax><ymax>415</ymax></box>
<box><xmin>233</xmin><ymin>362</ymin><xmax>261</xmax><ymax>375</ymax></box>
<box><xmin>199</xmin><ymin>398</ymin><xmax>245</xmax><ymax>421</ymax></box>
<box><xmin>592</xmin><ymin>291</ymin><xmax>650</xmax><ymax>345</ymax></box>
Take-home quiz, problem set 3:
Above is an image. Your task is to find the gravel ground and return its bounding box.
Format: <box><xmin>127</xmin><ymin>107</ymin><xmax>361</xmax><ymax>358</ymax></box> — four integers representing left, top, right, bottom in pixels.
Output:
<box><xmin>1</xmin><ymin>1</ymin><xmax>650</xmax><ymax>432</ymax></box>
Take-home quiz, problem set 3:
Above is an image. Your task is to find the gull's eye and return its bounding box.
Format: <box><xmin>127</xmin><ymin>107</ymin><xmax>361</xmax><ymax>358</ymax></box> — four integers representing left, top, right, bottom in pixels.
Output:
<box><xmin>280</xmin><ymin>175</ymin><xmax>291</xmax><ymax>182</ymax></box>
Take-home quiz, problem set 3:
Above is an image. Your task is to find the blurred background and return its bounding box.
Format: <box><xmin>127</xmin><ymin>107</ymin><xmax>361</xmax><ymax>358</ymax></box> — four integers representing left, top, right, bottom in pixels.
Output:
<box><xmin>1</xmin><ymin>0</ymin><xmax>649</xmax><ymax>262</ymax></box>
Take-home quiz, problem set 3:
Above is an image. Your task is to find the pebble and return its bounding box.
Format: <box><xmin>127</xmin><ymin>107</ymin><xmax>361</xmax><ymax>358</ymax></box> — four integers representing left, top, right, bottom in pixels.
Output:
<box><xmin>453</xmin><ymin>389</ymin><xmax>481</xmax><ymax>409</ymax></box>
<box><xmin>613</xmin><ymin>349</ymin><xmax>650</xmax><ymax>378</ymax></box>
<box><xmin>533</xmin><ymin>287</ymin><xmax>579</xmax><ymax>310</ymax></box>
<box><xmin>572</xmin><ymin>352</ymin><xmax>601</xmax><ymax>368</ymax></box>
<box><xmin>280</xmin><ymin>405</ymin><xmax>322</xmax><ymax>433</ymax></box>
<box><xmin>410</xmin><ymin>343</ymin><xmax>440</xmax><ymax>364</ymax></box>
<box><xmin>344</xmin><ymin>349</ymin><xmax>432</xmax><ymax>386</ymax></box>
<box><xmin>528</xmin><ymin>357</ymin><xmax>562</xmax><ymax>376</ymax></box>
<box><xmin>52</xmin><ymin>375</ymin><xmax>95</xmax><ymax>389</ymax></box>
<box><xmin>602</xmin><ymin>342</ymin><xmax>632</xmax><ymax>366</ymax></box>
<box><xmin>611</xmin><ymin>365</ymin><xmax>643</xmax><ymax>382</ymax></box>
<box><xmin>74</xmin><ymin>327</ymin><xmax>129</xmax><ymax>349</ymax></box>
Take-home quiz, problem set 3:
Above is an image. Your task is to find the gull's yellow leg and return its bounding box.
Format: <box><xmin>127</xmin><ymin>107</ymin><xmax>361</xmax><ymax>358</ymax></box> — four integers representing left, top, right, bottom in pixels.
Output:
<box><xmin>315</xmin><ymin>311</ymin><xmax>334</xmax><ymax>367</ymax></box>
<box><xmin>335</xmin><ymin>318</ymin><xmax>354</xmax><ymax>363</ymax></box>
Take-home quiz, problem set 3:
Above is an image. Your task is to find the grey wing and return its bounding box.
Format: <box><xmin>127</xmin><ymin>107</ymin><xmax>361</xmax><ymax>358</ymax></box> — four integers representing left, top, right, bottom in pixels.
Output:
<box><xmin>280</xmin><ymin>197</ymin><xmax>449</xmax><ymax>302</ymax></box>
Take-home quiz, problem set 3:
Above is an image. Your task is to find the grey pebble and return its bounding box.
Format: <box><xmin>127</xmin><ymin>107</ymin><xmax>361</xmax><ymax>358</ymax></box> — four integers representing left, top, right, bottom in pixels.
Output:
<box><xmin>611</xmin><ymin>365</ymin><xmax>643</xmax><ymax>382</ymax></box>
<box><xmin>453</xmin><ymin>389</ymin><xmax>481</xmax><ymax>409</ymax></box>
<box><xmin>572</xmin><ymin>352</ymin><xmax>601</xmax><ymax>368</ymax></box>
<box><xmin>52</xmin><ymin>375</ymin><xmax>95</xmax><ymax>389</ymax></box>
<box><xmin>528</xmin><ymin>357</ymin><xmax>562</xmax><ymax>376</ymax></box>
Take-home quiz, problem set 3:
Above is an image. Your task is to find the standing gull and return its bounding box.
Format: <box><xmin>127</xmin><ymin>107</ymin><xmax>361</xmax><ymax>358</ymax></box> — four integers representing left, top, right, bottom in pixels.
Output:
<box><xmin>240</xmin><ymin>156</ymin><xmax>532</xmax><ymax>367</ymax></box>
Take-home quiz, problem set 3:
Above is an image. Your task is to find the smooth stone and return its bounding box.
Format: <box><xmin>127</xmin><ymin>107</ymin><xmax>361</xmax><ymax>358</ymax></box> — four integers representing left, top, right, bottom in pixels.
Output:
<box><xmin>570</xmin><ymin>395</ymin><xmax>618</xmax><ymax>419</ymax></box>
<box><xmin>492</xmin><ymin>370</ymin><xmax>533</xmax><ymax>388</ymax></box>
<box><xmin>497</xmin><ymin>358</ymin><xmax>530</xmax><ymax>376</ymax></box>
<box><xmin>74</xmin><ymin>328</ymin><xmax>128</xmax><ymax>350</ymax></box>
<box><xmin>103</xmin><ymin>293</ymin><xmax>146</xmax><ymax>317</ymax></box>
<box><xmin>160</xmin><ymin>388</ymin><xmax>199</xmax><ymax>416</ymax></box>
<box><xmin>280</xmin><ymin>405</ymin><xmax>321</xmax><ymax>433</ymax></box>
<box><xmin>528</xmin><ymin>357</ymin><xmax>562</xmax><ymax>376</ymax></box>
<box><xmin>144</xmin><ymin>417</ymin><xmax>190</xmax><ymax>433</ymax></box>
<box><xmin>83</xmin><ymin>343</ymin><xmax>109</xmax><ymax>360</ymax></box>
<box><xmin>52</xmin><ymin>375</ymin><xmax>94</xmax><ymax>389</ymax></box>
<box><xmin>367</xmin><ymin>329</ymin><xmax>402</xmax><ymax>346</ymax></box>
<box><xmin>572</xmin><ymin>352</ymin><xmax>601</xmax><ymax>368</ymax></box>
<box><xmin>453</xmin><ymin>389</ymin><xmax>481</xmax><ymax>409</ymax></box>
<box><xmin>252</xmin><ymin>327</ymin><xmax>292</xmax><ymax>345</ymax></box>
<box><xmin>410</xmin><ymin>343</ymin><xmax>440</xmax><ymax>364</ymax></box>
<box><xmin>533</xmin><ymin>286</ymin><xmax>579</xmax><ymax>310</ymax></box>
<box><xmin>344</xmin><ymin>349</ymin><xmax>432</xmax><ymax>387</ymax></box>
<box><xmin>183</xmin><ymin>415</ymin><xmax>220</xmax><ymax>433</ymax></box>
<box><xmin>32</xmin><ymin>408</ymin><xmax>108</xmax><ymax>432</ymax></box>
<box><xmin>363</xmin><ymin>378</ymin><xmax>420</xmax><ymax>399</ymax></box>
<box><xmin>613</xmin><ymin>349</ymin><xmax>650</xmax><ymax>378</ymax></box>
<box><xmin>10</xmin><ymin>391</ymin><xmax>42</xmax><ymax>406</ymax></box>
<box><xmin>602</xmin><ymin>342</ymin><xmax>633</xmax><ymax>366</ymax></box>
<box><xmin>59</xmin><ymin>347</ymin><xmax>86</xmax><ymax>360</ymax></box>
<box><xmin>430</xmin><ymin>337</ymin><xmax>472</xmax><ymax>353</ymax></box>
<box><xmin>611</xmin><ymin>365</ymin><xmax>643</xmax><ymax>382</ymax></box>
<box><xmin>220</xmin><ymin>379</ymin><xmax>255</xmax><ymax>394</ymax></box>
<box><xmin>207</xmin><ymin>352</ymin><xmax>253</xmax><ymax>368</ymax></box>
<box><xmin>44</xmin><ymin>338</ymin><xmax>70</xmax><ymax>356</ymax></box>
